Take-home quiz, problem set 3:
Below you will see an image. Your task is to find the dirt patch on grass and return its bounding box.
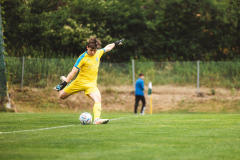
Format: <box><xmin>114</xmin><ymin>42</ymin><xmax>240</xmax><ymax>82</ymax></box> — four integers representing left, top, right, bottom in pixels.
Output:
<box><xmin>9</xmin><ymin>85</ymin><xmax>240</xmax><ymax>113</ymax></box>
<box><xmin>100</xmin><ymin>85</ymin><xmax>240</xmax><ymax>113</ymax></box>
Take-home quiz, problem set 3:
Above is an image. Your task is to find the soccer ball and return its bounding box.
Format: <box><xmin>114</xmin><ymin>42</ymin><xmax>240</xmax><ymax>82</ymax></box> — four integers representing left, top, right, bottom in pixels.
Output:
<box><xmin>79</xmin><ymin>112</ymin><xmax>92</xmax><ymax>125</ymax></box>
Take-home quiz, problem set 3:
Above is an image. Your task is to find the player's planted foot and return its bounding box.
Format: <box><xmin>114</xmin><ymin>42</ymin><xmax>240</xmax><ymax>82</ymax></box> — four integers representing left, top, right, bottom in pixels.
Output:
<box><xmin>93</xmin><ymin>118</ymin><xmax>109</xmax><ymax>124</ymax></box>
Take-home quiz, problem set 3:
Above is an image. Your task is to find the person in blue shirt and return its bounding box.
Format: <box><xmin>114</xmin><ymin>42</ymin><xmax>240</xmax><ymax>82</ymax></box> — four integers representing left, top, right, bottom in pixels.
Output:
<box><xmin>134</xmin><ymin>73</ymin><xmax>146</xmax><ymax>114</ymax></box>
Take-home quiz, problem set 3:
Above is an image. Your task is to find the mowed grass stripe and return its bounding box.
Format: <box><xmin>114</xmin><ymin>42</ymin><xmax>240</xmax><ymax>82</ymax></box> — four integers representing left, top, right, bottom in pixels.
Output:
<box><xmin>0</xmin><ymin>115</ymin><xmax>131</xmax><ymax>134</ymax></box>
<box><xmin>0</xmin><ymin>113</ymin><xmax>239</xmax><ymax>160</ymax></box>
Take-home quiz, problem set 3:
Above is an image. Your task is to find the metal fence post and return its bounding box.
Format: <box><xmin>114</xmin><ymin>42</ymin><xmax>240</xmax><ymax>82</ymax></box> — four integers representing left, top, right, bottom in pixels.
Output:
<box><xmin>21</xmin><ymin>56</ymin><xmax>25</xmax><ymax>91</ymax></box>
<box><xmin>197</xmin><ymin>60</ymin><xmax>200</xmax><ymax>95</ymax></box>
<box><xmin>132</xmin><ymin>59</ymin><xmax>135</xmax><ymax>90</ymax></box>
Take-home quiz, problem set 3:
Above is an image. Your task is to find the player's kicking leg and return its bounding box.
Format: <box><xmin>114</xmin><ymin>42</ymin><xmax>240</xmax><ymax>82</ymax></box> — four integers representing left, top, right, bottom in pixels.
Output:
<box><xmin>88</xmin><ymin>92</ymin><xmax>109</xmax><ymax>124</ymax></box>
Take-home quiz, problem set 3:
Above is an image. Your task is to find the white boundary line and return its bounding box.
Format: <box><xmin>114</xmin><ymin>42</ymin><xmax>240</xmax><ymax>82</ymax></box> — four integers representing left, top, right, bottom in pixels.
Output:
<box><xmin>0</xmin><ymin>125</ymin><xmax>76</xmax><ymax>134</ymax></box>
<box><xmin>110</xmin><ymin>117</ymin><xmax>127</xmax><ymax>121</ymax></box>
<box><xmin>0</xmin><ymin>116</ymin><xmax>129</xmax><ymax>134</ymax></box>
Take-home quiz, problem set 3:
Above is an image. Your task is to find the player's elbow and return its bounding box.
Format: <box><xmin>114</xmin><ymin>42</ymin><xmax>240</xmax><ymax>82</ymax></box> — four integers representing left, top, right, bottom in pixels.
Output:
<box><xmin>104</xmin><ymin>44</ymin><xmax>114</xmax><ymax>53</ymax></box>
<box><xmin>104</xmin><ymin>47</ymin><xmax>110</xmax><ymax>53</ymax></box>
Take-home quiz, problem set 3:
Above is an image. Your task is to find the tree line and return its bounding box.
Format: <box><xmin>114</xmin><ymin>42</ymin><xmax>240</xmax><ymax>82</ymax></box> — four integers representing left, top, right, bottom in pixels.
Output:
<box><xmin>1</xmin><ymin>0</ymin><xmax>240</xmax><ymax>62</ymax></box>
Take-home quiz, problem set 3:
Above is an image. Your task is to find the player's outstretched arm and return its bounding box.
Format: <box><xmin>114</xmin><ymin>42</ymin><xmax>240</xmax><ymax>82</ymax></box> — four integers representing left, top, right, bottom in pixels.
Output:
<box><xmin>104</xmin><ymin>38</ymin><xmax>125</xmax><ymax>53</ymax></box>
<box><xmin>65</xmin><ymin>67</ymin><xmax>78</xmax><ymax>83</ymax></box>
<box><xmin>104</xmin><ymin>43</ymin><xmax>115</xmax><ymax>53</ymax></box>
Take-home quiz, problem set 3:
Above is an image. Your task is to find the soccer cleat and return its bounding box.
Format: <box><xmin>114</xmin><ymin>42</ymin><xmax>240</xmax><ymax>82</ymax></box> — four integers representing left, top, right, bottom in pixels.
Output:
<box><xmin>54</xmin><ymin>84</ymin><xmax>62</xmax><ymax>91</ymax></box>
<box><xmin>60</xmin><ymin>76</ymin><xmax>67</xmax><ymax>82</ymax></box>
<box><xmin>93</xmin><ymin>118</ymin><xmax>109</xmax><ymax>124</ymax></box>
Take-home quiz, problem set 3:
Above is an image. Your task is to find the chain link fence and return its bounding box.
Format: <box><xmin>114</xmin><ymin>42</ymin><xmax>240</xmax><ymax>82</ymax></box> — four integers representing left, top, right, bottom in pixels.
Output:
<box><xmin>5</xmin><ymin>57</ymin><xmax>240</xmax><ymax>92</ymax></box>
<box><xmin>6</xmin><ymin>57</ymin><xmax>133</xmax><ymax>88</ymax></box>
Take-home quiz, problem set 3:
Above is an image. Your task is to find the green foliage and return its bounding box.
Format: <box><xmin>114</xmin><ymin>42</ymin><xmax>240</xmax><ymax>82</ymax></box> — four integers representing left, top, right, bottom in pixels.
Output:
<box><xmin>1</xmin><ymin>0</ymin><xmax>240</xmax><ymax>61</ymax></box>
<box><xmin>6</xmin><ymin>57</ymin><xmax>240</xmax><ymax>89</ymax></box>
<box><xmin>98</xmin><ymin>62</ymin><xmax>132</xmax><ymax>86</ymax></box>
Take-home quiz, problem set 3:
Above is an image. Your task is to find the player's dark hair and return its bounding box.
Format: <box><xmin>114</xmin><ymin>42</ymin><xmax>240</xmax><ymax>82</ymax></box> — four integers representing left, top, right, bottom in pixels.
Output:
<box><xmin>88</xmin><ymin>36</ymin><xmax>101</xmax><ymax>49</ymax></box>
<box><xmin>139</xmin><ymin>73</ymin><xmax>144</xmax><ymax>77</ymax></box>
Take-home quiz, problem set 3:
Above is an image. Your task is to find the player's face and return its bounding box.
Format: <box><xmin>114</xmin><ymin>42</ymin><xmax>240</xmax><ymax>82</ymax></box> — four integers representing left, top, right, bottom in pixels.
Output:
<box><xmin>87</xmin><ymin>47</ymin><xmax>97</xmax><ymax>56</ymax></box>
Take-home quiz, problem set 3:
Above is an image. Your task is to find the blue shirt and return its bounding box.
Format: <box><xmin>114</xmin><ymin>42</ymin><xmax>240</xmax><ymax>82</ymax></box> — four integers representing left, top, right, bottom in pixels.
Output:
<box><xmin>135</xmin><ymin>78</ymin><xmax>144</xmax><ymax>96</ymax></box>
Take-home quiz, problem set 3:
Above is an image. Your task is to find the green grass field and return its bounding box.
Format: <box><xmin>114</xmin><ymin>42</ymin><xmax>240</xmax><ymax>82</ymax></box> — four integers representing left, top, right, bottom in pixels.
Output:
<box><xmin>0</xmin><ymin>113</ymin><xmax>239</xmax><ymax>160</ymax></box>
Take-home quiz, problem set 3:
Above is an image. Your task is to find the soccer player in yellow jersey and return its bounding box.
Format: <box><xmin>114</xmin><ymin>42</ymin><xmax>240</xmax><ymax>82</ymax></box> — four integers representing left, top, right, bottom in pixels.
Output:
<box><xmin>54</xmin><ymin>37</ymin><xmax>124</xmax><ymax>124</ymax></box>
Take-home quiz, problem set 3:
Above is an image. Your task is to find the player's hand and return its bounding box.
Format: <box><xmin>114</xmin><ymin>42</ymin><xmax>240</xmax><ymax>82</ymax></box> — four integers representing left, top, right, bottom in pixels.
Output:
<box><xmin>114</xmin><ymin>38</ymin><xmax>125</xmax><ymax>46</ymax></box>
<box><xmin>54</xmin><ymin>81</ymin><xmax>68</xmax><ymax>91</ymax></box>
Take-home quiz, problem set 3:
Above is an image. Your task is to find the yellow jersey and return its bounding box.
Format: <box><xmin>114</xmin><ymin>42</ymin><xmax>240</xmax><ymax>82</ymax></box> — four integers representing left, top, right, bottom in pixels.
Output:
<box><xmin>74</xmin><ymin>49</ymin><xmax>105</xmax><ymax>85</ymax></box>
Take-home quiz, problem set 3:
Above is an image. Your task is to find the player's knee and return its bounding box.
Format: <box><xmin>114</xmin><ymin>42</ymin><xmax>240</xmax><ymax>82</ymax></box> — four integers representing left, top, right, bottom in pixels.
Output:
<box><xmin>89</xmin><ymin>92</ymin><xmax>101</xmax><ymax>103</ymax></box>
<box><xmin>59</xmin><ymin>94</ymin><xmax>65</xmax><ymax>99</ymax></box>
<box><xmin>59</xmin><ymin>91</ymin><xmax>66</xmax><ymax>99</ymax></box>
<box><xmin>93</xmin><ymin>94</ymin><xmax>101</xmax><ymax>103</ymax></box>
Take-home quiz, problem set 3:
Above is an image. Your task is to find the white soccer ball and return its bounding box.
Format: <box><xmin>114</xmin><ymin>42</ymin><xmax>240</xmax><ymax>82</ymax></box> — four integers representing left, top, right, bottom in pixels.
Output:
<box><xmin>79</xmin><ymin>112</ymin><xmax>92</xmax><ymax>125</ymax></box>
